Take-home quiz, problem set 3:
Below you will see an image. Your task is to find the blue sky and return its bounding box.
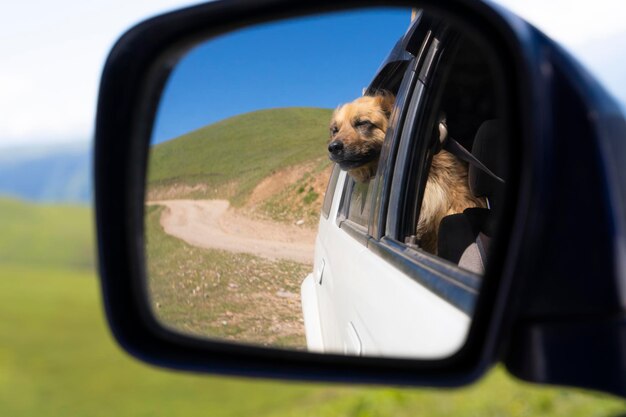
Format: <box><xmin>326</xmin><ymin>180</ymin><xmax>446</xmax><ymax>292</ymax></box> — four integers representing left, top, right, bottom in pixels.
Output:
<box><xmin>1</xmin><ymin>0</ymin><xmax>625</xmax><ymax>148</ymax></box>
<box><xmin>151</xmin><ymin>9</ymin><xmax>410</xmax><ymax>144</ymax></box>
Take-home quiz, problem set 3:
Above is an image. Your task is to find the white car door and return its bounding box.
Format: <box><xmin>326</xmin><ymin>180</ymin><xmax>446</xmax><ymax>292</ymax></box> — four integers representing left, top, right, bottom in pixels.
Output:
<box><xmin>318</xmin><ymin>174</ymin><xmax>472</xmax><ymax>359</ymax></box>
<box><xmin>304</xmin><ymin>24</ymin><xmax>501</xmax><ymax>359</ymax></box>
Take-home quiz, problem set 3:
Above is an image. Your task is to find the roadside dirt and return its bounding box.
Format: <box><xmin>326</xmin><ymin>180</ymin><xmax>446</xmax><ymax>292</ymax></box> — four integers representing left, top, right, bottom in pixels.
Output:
<box><xmin>246</xmin><ymin>163</ymin><xmax>316</xmax><ymax>207</ymax></box>
<box><xmin>150</xmin><ymin>199</ymin><xmax>317</xmax><ymax>265</ymax></box>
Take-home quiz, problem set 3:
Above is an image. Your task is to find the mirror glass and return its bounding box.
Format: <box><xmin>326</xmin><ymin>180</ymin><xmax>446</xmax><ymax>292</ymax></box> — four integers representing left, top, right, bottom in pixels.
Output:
<box><xmin>145</xmin><ymin>7</ymin><xmax>511</xmax><ymax>358</ymax></box>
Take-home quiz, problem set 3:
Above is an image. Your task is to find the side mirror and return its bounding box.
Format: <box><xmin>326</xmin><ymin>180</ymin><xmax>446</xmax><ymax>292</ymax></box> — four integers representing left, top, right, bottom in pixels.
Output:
<box><xmin>95</xmin><ymin>0</ymin><xmax>626</xmax><ymax>396</ymax></box>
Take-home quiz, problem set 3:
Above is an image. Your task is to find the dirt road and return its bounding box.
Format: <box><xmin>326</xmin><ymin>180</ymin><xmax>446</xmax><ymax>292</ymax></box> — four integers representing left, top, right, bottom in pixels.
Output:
<box><xmin>150</xmin><ymin>199</ymin><xmax>317</xmax><ymax>264</ymax></box>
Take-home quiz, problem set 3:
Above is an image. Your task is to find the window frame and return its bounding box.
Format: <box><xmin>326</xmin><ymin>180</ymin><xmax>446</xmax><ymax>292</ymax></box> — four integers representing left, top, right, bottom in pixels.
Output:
<box><xmin>373</xmin><ymin>24</ymin><xmax>485</xmax><ymax>312</ymax></box>
<box><xmin>390</xmin><ymin>33</ymin><xmax>452</xmax><ymax>242</ymax></box>
<box><xmin>321</xmin><ymin>163</ymin><xmax>341</xmax><ymax>219</ymax></box>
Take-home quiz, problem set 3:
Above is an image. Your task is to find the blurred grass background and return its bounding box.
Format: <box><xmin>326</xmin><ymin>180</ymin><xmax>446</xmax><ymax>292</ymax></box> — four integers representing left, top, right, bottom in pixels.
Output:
<box><xmin>1</xmin><ymin>199</ymin><xmax>625</xmax><ymax>416</ymax></box>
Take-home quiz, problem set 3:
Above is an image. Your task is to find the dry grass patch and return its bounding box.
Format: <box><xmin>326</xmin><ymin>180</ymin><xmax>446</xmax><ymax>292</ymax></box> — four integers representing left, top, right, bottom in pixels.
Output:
<box><xmin>146</xmin><ymin>205</ymin><xmax>309</xmax><ymax>348</ymax></box>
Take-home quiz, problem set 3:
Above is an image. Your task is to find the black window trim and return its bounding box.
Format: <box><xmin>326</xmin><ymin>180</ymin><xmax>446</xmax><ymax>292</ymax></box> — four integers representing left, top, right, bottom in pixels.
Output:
<box><xmin>370</xmin><ymin>237</ymin><xmax>480</xmax><ymax>315</ymax></box>
<box><xmin>369</xmin><ymin>56</ymin><xmax>422</xmax><ymax>241</ymax></box>
<box><xmin>386</xmin><ymin>79</ymin><xmax>427</xmax><ymax>238</ymax></box>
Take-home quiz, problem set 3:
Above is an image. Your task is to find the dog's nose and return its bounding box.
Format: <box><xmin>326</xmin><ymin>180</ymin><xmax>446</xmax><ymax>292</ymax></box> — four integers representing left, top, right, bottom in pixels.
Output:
<box><xmin>328</xmin><ymin>140</ymin><xmax>344</xmax><ymax>155</ymax></box>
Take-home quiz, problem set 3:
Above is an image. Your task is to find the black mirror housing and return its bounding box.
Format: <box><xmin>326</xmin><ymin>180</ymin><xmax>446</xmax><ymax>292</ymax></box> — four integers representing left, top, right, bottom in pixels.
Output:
<box><xmin>95</xmin><ymin>0</ymin><xmax>626</xmax><ymax>396</ymax></box>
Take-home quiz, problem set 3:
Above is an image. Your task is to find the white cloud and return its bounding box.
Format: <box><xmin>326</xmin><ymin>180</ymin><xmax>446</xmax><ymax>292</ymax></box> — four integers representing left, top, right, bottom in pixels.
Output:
<box><xmin>0</xmin><ymin>0</ymin><xmax>624</xmax><ymax>148</ymax></box>
<box><xmin>492</xmin><ymin>0</ymin><xmax>626</xmax><ymax>106</ymax></box>
<box><xmin>492</xmin><ymin>0</ymin><xmax>626</xmax><ymax>45</ymax></box>
<box><xmin>0</xmin><ymin>0</ymin><xmax>201</xmax><ymax>148</ymax></box>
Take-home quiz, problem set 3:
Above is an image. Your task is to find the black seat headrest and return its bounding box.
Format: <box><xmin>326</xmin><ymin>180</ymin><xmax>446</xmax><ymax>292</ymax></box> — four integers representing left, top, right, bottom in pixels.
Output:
<box><xmin>469</xmin><ymin>120</ymin><xmax>507</xmax><ymax>206</ymax></box>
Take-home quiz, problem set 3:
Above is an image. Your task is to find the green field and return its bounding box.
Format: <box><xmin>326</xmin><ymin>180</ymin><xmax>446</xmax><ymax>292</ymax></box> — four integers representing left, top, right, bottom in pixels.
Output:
<box><xmin>2</xmin><ymin>199</ymin><xmax>626</xmax><ymax>415</ymax></box>
<box><xmin>148</xmin><ymin>107</ymin><xmax>333</xmax><ymax>205</ymax></box>
<box><xmin>0</xmin><ymin>197</ymin><xmax>93</xmax><ymax>270</ymax></box>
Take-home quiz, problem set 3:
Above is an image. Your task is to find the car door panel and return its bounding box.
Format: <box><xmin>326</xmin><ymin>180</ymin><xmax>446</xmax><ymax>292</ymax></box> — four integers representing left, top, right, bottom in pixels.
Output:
<box><xmin>349</xmin><ymin>236</ymin><xmax>471</xmax><ymax>358</ymax></box>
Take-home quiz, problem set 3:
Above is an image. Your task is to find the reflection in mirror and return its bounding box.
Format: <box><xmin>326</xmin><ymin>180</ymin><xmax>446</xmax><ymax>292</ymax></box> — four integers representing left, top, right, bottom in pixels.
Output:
<box><xmin>145</xmin><ymin>7</ymin><xmax>510</xmax><ymax>358</ymax></box>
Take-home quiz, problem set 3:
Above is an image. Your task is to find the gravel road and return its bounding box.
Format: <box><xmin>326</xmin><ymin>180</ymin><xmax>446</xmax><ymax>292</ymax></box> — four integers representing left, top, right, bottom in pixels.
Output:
<box><xmin>149</xmin><ymin>199</ymin><xmax>316</xmax><ymax>264</ymax></box>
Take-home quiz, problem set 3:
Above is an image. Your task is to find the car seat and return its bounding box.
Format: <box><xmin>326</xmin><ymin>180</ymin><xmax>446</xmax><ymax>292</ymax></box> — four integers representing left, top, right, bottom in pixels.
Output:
<box><xmin>437</xmin><ymin>120</ymin><xmax>507</xmax><ymax>274</ymax></box>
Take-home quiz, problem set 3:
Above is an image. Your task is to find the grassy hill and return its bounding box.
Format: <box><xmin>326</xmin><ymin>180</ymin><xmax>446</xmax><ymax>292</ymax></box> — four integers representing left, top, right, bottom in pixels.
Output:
<box><xmin>147</xmin><ymin>107</ymin><xmax>333</xmax><ymax>205</ymax></box>
<box><xmin>0</xmin><ymin>197</ymin><xmax>93</xmax><ymax>270</ymax></box>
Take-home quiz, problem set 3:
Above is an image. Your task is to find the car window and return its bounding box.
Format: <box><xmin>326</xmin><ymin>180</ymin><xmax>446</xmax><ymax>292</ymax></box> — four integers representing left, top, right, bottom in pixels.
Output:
<box><xmin>321</xmin><ymin>163</ymin><xmax>341</xmax><ymax>218</ymax></box>
<box><xmin>345</xmin><ymin>177</ymin><xmax>376</xmax><ymax>228</ymax></box>
<box><xmin>397</xmin><ymin>33</ymin><xmax>508</xmax><ymax>274</ymax></box>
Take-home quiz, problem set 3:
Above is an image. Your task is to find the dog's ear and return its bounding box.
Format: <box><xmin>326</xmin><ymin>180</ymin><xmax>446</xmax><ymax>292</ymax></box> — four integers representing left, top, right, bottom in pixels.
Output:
<box><xmin>375</xmin><ymin>91</ymin><xmax>395</xmax><ymax>119</ymax></box>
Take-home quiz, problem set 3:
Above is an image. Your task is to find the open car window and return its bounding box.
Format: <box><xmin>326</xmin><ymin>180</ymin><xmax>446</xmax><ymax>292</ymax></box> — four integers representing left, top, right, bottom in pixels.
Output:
<box><xmin>394</xmin><ymin>31</ymin><xmax>508</xmax><ymax>275</ymax></box>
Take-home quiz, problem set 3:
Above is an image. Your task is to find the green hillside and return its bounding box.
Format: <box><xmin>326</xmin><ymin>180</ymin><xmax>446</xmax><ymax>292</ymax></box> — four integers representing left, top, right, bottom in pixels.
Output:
<box><xmin>0</xmin><ymin>197</ymin><xmax>93</xmax><ymax>270</ymax></box>
<box><xmin>147</xmin><ymin>107</ymin><xmax>333</xmax><ymax>204</ymax></box>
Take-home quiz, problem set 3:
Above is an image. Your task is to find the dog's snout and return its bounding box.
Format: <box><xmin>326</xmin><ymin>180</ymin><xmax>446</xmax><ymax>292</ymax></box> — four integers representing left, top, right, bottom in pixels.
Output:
<box><xmin>328</xmin><ymin>140</ymin><xmax>344</xmax><ymax>155</ymax></box>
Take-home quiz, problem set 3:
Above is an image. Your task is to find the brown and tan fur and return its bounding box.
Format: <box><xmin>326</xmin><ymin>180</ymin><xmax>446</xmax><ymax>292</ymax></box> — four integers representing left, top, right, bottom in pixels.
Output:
<box><xmin>329</xmin><ymin>92</ymin><xmax>485</xmax><ymax>254</ymax></box>
<box><xmin>417</xmin><ymin>149</ymin><xmax>485</xmax><ymax>253</ymax></box>
<box><xmin>328</xmin><ymin>91</ymin><xmax>394</xmax><ymax>183</ymax></box>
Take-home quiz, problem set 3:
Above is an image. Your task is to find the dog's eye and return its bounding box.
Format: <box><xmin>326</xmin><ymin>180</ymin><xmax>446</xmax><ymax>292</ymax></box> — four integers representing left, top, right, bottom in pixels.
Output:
<box><xmin>355</xmin><ymin>120</ymin><xmax>373</xmax><ymax>128</ymax></box>
<box><xmin>330</xmin><ymin>126</ymin><xmax>339</xmax><ymax>135</ymax></box>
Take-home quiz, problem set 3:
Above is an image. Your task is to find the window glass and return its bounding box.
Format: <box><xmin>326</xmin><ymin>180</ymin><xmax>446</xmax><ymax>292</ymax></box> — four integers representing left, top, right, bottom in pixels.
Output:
<box><xmin>321</xmin><ymin>163</ymin><xmax>341</xmax><ymax>218</ymax></box>
<box><xmin>346</xmin><ymin>178</ymin><xmax>376</xmax><ymax>228</ymax></box>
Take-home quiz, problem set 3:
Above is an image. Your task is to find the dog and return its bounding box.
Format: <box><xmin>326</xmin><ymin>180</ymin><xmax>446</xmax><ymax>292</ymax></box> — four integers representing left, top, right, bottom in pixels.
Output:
<box><xmin>328</xmin><ymin>91</ymin><xmax>485</xmax><ymax>254</ymax></box>
<box><xmin>328</xmin><ymin>91</ymin><xmax>394</xmax><ymax>183</ymax></box>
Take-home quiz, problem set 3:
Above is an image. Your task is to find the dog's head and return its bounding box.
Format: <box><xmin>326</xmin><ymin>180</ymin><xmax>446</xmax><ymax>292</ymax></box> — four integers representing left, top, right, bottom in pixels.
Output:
<box><xmin>328</xmin><ymin>91</ymin><xmax>395</xmax><ymax>182</ymax></box>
